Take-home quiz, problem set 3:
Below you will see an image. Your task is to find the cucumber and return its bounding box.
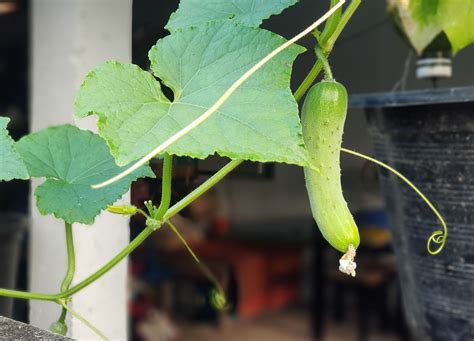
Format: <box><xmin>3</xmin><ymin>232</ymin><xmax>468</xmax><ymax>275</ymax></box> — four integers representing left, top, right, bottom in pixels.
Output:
<box><xmin>302</xmin><ymin>80</ymin><xmax>359</xmax><ymax>276</ymax></box>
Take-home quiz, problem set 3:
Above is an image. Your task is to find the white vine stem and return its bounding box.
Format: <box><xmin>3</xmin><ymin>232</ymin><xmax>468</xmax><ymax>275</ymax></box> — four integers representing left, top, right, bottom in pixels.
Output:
<box><xmin>60</xmin><ymin>301</ymin><xmax>109</xmax><ymax>340</ymax></box>
<box><xmin>92</xmin><ymin>0</ymin><xmax>346</xmax><ymax>189</ymax></box>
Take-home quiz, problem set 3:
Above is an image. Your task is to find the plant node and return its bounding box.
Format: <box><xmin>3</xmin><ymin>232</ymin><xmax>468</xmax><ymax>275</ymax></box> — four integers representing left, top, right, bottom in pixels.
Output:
<box><xmin>146</xmin><ymin>218</ymin><xmax>162</xmax><ymax>230</ymax></box>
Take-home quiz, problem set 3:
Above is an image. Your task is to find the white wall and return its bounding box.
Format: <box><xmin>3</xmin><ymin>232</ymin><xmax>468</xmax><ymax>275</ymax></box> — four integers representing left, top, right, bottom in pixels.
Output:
<box><xmin>30</xmin><ymin>0</ymin><xmax>132</xmax><ymax>339</ymax></box>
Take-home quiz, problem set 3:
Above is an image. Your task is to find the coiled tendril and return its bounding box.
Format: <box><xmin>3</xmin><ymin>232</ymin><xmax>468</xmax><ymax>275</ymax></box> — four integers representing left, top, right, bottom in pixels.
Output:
<box><xmin>210</xmin><ymin>289</ymin><xmax>228</xmax><ymax>311</ymax></box>
<box><xmin>341</xmin><ymin>148</ymin><xmax>448</xmax><ymax>255</ymax></box>
<box><xmin>166</xmin><ymin>219</ymin><xmax>228</xmax><ymax>311</ymax></box>
<box><xmin>427</xmin><ymin>230</ymin><xmax>447</xmax><ymax>255</ymax></box>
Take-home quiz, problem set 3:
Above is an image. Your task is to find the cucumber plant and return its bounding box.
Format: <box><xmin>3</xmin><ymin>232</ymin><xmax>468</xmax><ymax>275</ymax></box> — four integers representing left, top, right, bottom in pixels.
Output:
<box><xmin>0</xmin><ymin>0</ymin><xmax>447</xmax><ymax>339</ymax></box>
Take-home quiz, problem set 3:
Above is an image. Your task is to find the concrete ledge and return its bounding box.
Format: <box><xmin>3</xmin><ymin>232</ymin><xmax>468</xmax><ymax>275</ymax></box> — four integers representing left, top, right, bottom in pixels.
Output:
<box><xmin>0</xmin><ymin>316</ymin><xmax>71</xmax><ymax>340</ymax></box>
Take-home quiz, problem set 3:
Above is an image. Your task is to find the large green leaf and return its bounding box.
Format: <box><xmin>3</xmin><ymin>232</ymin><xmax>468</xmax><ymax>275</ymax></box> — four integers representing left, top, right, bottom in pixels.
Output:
<box><xmin>16</xmin><ymin>125</ymin><xmax>154</xmax><ymax>224</ymax></box>
<box><xmin>410</xmin><ymin>0</ymin><xmax>440</xmax><ymax>27</ymax></box>
<box><xmin>0</xmin><ymin>117</ymin><xmax>28</xmax><ymax>181</ymax></box>
<box><xmin>390</xmin><ymin>0</ymin><xmax>474</xmax><ymax>54</ymax></box>
<box><xmin>389</xmin><ymin>0</ymin><xmax>443</xmax><ymax>54</ymax></box>
<box><xmin>438</xmin><ymin>0</ymin><xmax>474</xmax><ymax>54</ymax></box>
<box><xmin>166</xmin><ymin>0</ymin><xmax>298</xmax><ymax>31</ymax></box>
<box><xmin>75</xmin><ymin>21</ymin><xmax>308</xmax><ymax>167</ymax></box>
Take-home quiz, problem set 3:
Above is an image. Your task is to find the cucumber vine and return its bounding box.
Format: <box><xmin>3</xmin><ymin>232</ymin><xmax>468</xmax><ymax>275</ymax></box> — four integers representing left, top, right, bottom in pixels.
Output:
<box><xmin>0</xmin><ymin>0</ymin><xmax>447</xmax><ymax>339</ymax></box>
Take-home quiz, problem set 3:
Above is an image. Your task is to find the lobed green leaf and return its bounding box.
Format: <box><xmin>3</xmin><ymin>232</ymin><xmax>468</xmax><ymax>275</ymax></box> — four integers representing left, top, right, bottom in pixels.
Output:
<box><xmin>388</xmin><ymin>0</ymin><xmax>443</xmax><ymax>54</ymax></box>
<box><xmin>166</xmin><ymin>0</ymin><xmax>298</xmax><ymax>31</ymax></box>
<box><xmin>438</xmin><ymin>0</ymin><xmax>474</xmax><ymax>54</ymax></box>
<box><xmin>391</xmin><ymin>0</ymin><xmax>474</xmax><ymax>54</ymax></box>
<box><xmin>16</xmin><ymin>125</ymin><xmax>154</xmax><ymax>224</ymax></box>
<box><xmin>75</xmin><ymin>21</ymin><xmax>309</xmax><ymax>168</ymax></box>
<box><xmin>0</xmin><ymin>117</ymin><xmax>29</xmax><ymax>181</ymax></box>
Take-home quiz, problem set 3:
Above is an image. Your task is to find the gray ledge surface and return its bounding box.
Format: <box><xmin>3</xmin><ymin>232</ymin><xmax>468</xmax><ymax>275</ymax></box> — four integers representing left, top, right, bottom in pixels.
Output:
<box><xmin>349</xmin><ymin>86</ymin><xmax>474</xmax><ymax>109</ymax></box>
<box><xmin>0</xmin><ymin>316</ymin><xmax>71</xmax><ymax>340</ymax></box>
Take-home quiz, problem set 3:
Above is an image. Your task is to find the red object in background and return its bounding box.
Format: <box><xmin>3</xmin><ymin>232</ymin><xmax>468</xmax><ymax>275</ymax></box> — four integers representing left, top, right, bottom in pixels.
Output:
<box><xmin>187</xmin><ymin>241</ymin><xmax>301</xmax><ymax>319</ymax></box>
<box><xmin>232</xmin><ymin>251</ymin><xmax>268</xmax><ymax>318</ymax></box>
<box><xmin>129</xmin><ymin>294</ymin><xmax>154</xmax><ymax>320</ymax></box>
<box><xmin>267</xmin><ymin>282</ymin><xmax>299</xmax><ymax>310</ymax></box>
<box><xmin>211</xmin><ymin>217</ymin><xmax>231</xmax><ymax>235</ymax></box>
<box><xmin>232</xmin><ymin>248</ymin><xmax>301</xmax><ymax>318</ymax></box>
<box><xmin>266</xmin><ymin>249</ymin><xmax>301</xmax><ymax>278</ymax></box>
<box><xmin>265</xmin><ymin>249</ymin><xmax>301</xmax><ymax>311</ymax></box>
<box><xmin>128</xmin><ymin>263</ymin><xmax>153</xmax><ymax>319</ymax></box>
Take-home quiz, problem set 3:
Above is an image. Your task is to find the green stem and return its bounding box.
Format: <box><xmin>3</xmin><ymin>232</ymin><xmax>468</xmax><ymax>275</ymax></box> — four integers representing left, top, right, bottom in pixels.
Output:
<box><xmin>318</xmin><ymin>0</ymin><xmax>342</xmax><ymax>44</ymax></box>
<box><xmin>59</xmin><ymin>154</ymin><xmax>173</xmax><ymax>298</ymax></box>
<box><xmin>57</xmin><ymin>159</ymin><xmax>243</xmax><ymax>298</ymax></box>
<box><xmin>155</xmin><ymin>154</ymin><xmax>173</xmax><ymax>219</ymax></box>
<box><xmin>45</xmin><ymin>207</ymin><xmax>150</xmax><ymax>310</ymax></box>
<box><xmin>60</xmin><ymin>222</ymin><xmax>76</xmax><ymax>292</ymax></box>
<box><xmin>324</xmin><ymin>0</ymin><xmax>360</xmax><ymax>51</ymax></box>
<box><xmin>0</xmin><ymin>288</ymin><xmax>58</xmax><ymax>301</ymax></box>
<box><xmin>294</xmin><ymin>61</ymin><xmax>324</xmax><ymax>102</ymax></box>
<box><xmin>294</xmin><ymin>0</ymin><xmax>361</xmax><ymax>101</ymax></box>
<box><xmin>163</xmin><ymin>159</ymin><xmax>244</xmax><ymax>220</ymax></box>
<box><xmin>58</xmin><ymin>308</ymin><xmax>67</xmax><ymax>324</ymax></box>
<box><xmin>166</xmin><ymin>219</ymin><xmax>199</xmax><ymax>263</ymax></box>
<box><xmin>315</xmin><ymin>47</ymin><xmax>333</xmax><ymax>80</ymax></box>
<box><xmin>58</xmin><ymin>222</ymin><xmax>76</xmax><ymax>323</ymax></box>
<box><xmin>57</xmin><ymin>225</ymin><xmax>154</xmax><ymax>299</ymax></box>
<box><xmin>0</xmin><ymin>223</ymin><xmax>77</xmax><ymax>302</ymax></box>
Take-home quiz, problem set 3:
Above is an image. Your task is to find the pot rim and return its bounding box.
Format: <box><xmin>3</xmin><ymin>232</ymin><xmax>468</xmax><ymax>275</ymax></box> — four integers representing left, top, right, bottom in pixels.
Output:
<box><xmin>349</xmin><ymin>86</ymin><xmax>474</xmax><ymax>109</ymax></box>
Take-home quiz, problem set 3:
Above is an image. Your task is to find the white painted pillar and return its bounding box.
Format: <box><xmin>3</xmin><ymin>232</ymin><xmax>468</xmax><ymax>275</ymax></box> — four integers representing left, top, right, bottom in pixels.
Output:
<box><xmin>30</xmin><ymin>0</ymin><xmax>132</xmax><ymax>339</ymax></box>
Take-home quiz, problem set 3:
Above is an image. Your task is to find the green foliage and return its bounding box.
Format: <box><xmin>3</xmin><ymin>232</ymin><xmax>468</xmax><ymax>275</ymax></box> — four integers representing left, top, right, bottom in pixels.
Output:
<box><xmin>410</xmin><ymin>0</ymin><xmax>440</xmax><ymax>26</ymax></box>
<box><xmin>0</xmin><ymin>4</ymin><xmax>448</xmax><ymax>336</ymax></box>
<box><xmin>438</xmin><ymin>0</ymin><xmax>474</xmax><ymax>54</ymax></box>
<box><xmin>405</xmin><ymin>0</ymin><xmax>443</xmax><ymax>53</ymax></box>
<box><xmin>390</xmin><ymin>0</ymin><xmax>474</xmax><ymax>54</ymax></box>
<box><xmin>0</xmin><ymin>117</ymin><xmax>29</xmax><ymax>181</ymax></box>
<box><xmin>16</xmin><ymin>125</ymin><xmax>154</xmax><ymax>224</ymax></box>
<box><xmin>75</xmin><ymin>21</ymin><xmax>309</xmax><ymax>167</ymax></box>
<box><xmin>166</xmin><ymin>0</ymin><xmax>298</xmax><ymax>31</ymax></box>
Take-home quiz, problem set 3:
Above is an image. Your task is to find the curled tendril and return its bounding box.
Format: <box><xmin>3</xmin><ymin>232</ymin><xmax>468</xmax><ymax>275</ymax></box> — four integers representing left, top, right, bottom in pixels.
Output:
<box><xmin>341</xmin><ymin>148</ymin><xmax>448</xmax><ymax>255</ymax></box>
<box><xmin>427</xmin><ymin>230</ymin><xmax>447</xmax><ymax>255</ymax></box>
<box><xmin>210</xmin><ymin>289</ymin><xmax>228</xmax><ymax>311</ymax></box>
<box><xmin>166</xmin><ymin>220</ymin><xmax>228</xmax><ymax>311</ymax></box>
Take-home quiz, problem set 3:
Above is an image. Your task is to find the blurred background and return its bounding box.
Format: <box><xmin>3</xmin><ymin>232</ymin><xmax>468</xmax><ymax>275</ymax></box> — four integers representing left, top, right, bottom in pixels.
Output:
<box><xmin>1</xmin><ymin>0</ymin><xmax>473</xmax><ymax>340</ymax></box>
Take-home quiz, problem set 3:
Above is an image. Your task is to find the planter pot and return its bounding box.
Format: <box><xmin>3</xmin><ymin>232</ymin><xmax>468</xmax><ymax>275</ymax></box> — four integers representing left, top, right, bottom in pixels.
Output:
<box><xmin>351</xmin><ymin>87</ymin><xmax>474</xmax><ymax>341</ymax></box>
<box><xmin>0</xmin><ymin>213</ymin><xmax>27</xmax><ymax>318</ymax></box>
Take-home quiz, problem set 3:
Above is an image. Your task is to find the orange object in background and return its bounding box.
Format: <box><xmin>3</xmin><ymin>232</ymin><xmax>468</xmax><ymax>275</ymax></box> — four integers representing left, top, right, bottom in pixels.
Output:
<box><xmin>188</xmin><ymin>241</ymin><xmax>302</xmax><ymax>319</ymax></box>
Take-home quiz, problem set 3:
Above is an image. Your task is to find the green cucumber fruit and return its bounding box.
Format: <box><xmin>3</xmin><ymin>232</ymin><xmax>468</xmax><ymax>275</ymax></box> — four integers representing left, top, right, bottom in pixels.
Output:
<box><xmin>302</xmin><ymin>80</ymin><xmax>360</xmax><ymax>258</ymax></box>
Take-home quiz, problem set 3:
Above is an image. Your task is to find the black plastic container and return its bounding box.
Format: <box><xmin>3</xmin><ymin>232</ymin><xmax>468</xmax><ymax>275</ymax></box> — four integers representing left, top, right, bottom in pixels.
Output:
<box><xmin>351</xmin><ymin>87</ymin><xmax>474</xmax><ymax>341</ymax></box>
<box><xmin>0</xmin><ymin>213</ymin><xmax>27</xmax><ymax>318</ymax></box>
